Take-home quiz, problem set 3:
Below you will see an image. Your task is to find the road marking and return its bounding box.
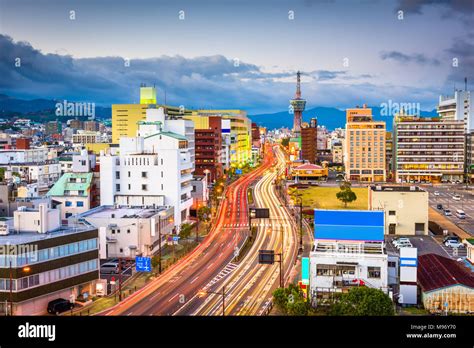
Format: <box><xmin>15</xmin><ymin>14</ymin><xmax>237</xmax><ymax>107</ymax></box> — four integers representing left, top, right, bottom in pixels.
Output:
<box><xmin>126</xmin><ymin>312</ymin><xmax>133</xmax><ymax>316</ymax></box>
<box><xmin>168</xmin><ymin>293</ymin><xmax>179</xmax><ymax>303</ymax></box>
<box><xmin>190</xmin><ymin>276</ymin><xmax>199</xmax><ymax>284</ymax></box>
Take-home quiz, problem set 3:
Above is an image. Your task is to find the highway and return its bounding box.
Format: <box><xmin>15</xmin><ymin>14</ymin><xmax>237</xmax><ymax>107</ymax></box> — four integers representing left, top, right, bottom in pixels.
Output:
<box><xmin>175</xmin><ymin>145</ymin><xmax>298</xmax><ymax>316</ymax></box>
<box><xmin>102</xmin><ymin>144</ymin><xmax>275</xmax><ymax>316</ymax></box>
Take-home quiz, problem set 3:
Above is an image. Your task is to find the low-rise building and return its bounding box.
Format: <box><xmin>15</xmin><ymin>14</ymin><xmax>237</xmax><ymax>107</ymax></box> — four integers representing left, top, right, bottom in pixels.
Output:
<box><xmin>0</xmin><ymin>203</ymin><xmax>99</xmax><ymax>315</ymax></box>
<box><xmin>309</xmin><ymin>210</ymin><xmax>388</xmax><ymax>302</ymax></box>
<box><xmin>290</xmin><ymin>163</ymin><xmax>328</xmax><ymax>182</ymax></box>
<box><xmin>368</xmin><ymin>185</ymin><xmax>428</xmax><ymax>235</ymax></box>
<box><xmin>80</xmin><ymin>205</ymin><xmax>174</xmax><ymax>258</ymax></box>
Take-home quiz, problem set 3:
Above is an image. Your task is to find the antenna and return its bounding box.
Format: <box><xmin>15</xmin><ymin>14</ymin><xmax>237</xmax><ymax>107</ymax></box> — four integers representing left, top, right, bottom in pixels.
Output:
<box><xmin>465</xmin><ymin>77</ymin><xmax>467</xmax><ymax>91</ymax></box>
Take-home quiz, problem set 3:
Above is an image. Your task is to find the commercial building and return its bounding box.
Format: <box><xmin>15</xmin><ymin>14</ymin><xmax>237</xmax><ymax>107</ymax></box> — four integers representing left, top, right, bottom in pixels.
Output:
<box><xmin>80</xmin><ymin>205</ymin><xmax>174</xmax><ymax>258</ymax></box>
<box><xmin>368</xmin><ymin>185</ymin><xmax>428</xmax><ymax>235</ymax></box>
<box><xmin>0</xmin><ymin>203</ymin><xmax>99</xmax><ymax>315</ymax></box>
<box><xmin>344</xmin><ymin>106</ymin><xmax>386</xmax><ymax>182</ymax></box>
<box><xmin>290</xmin><ymin>163</ymin><xmax>328</xmax><ymax>182</ymax></box>
<box><xmin>301</xmin><ymin>119</ymin><xmax>318</xmax><ymax>164</ymax></box>
<box><xmin>385</xmin><ymin>132</ymin><xmax>393</xmax><ymax>180</ymax></box>
<box><xmin>418</xmin><ymin>253</ymin><xmax>474</xmax><ymax>314</ymax></box>
<box><xmin>332</xmin><ymin>142</ymin><xmax>343</xmax><ymax>164</ymax></box>
<box><xmin>466</xmin><ymin>132</ymin><xmax>474</xmax><ymax>183</ymax></box>
<box><xmin>310</xmin><ymin>210</ymin><xmax>388</xmax><ymax>302</ymax></box>
<box><xmin>45</xmin><ymin>121</ymin><xmax>62</xmax><ymax>136</ymax></box>
<box><xmin>100</xmin><ymin>107</ymin><xmax>194</xmax><ymax>229</ymax></box>
<box><xmin>72</xmin><ymin>131</ymin><xmax>101</xmax><ymax>145</ymax></box>
<box><xmin>438</xmin><ymin>89</ymin><xmax>473</xmax><ymax>132</ymax></box>
<box><xmin>393</xmin><ymin>115</ymin><xmax>465</xmax><ymax>183</ymax></box>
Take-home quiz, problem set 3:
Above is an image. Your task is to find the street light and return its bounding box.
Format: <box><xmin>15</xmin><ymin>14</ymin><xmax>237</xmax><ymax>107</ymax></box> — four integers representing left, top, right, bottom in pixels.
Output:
<box><xmin>198</xmin><ymin>286</ymin><xmax>226</xmax><ymax>316</ymax></box>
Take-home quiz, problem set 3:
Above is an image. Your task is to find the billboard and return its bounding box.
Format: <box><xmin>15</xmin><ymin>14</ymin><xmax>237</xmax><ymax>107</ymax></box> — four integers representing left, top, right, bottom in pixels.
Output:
<box><xmin>301</xmin><ymin>257</ymin><xmax>309</xmax><ymax>285</ymax></box>
<box><xmin>314</xmin><ymin>210</ymin><xmax>384</xmax><ymax>241</ymax></box>
<box><xmin>221</xmin><ymin>119</ymin><xmax>231</xmax><ymax>134</ymax></box>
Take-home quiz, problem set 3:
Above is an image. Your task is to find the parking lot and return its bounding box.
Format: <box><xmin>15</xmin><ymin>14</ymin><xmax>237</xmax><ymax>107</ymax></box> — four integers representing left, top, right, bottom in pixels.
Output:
<box><xmin>423</xmin><ymin>184</ymin><xmax>474</xmax><ymax>236</ymax></box>
<box><xmin>385</xmin><ymin>235</ymin><xmax>467</xmax><ymax>260</ymax></box>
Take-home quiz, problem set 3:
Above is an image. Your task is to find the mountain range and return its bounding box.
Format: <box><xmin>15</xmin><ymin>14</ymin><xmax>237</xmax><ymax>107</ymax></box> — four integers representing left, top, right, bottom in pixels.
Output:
<box><xmin>0</xmin><ymin>95</ymin><xmax>437</xmax><ymax>131</ymax></box>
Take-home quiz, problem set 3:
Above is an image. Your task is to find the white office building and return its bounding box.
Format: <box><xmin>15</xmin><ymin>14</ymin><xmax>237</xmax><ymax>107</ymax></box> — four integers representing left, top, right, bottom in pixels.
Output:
<box><xmin>438</xmin><ymin>89</ymin><xmax>473</xmax><ymax>132</ymax></box>
<box><xmin>100</xmin><ymin>107</ymin><xmax>194</xmax><ymax>230</ymax></box>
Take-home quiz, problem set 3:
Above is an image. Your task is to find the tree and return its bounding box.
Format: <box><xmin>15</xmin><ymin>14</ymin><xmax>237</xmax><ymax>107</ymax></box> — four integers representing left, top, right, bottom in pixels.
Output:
<box><xmin>179</xmin><ymin>223</ymin><xmax>193</xmax><ymax>239</ymax></box>
<box><xmin>281</xmin><ymin>137</ymin><xmax>290</xmax><ymax>148</ymax></box>
<box><xmin>336</xmin><ymin>180</ymin><xmax>357</xmax><ymax>207</ymax></box>
<box><xmin>272</xmin><ymin>283</ymin><xmax>312</xmax><ymax>316</ymax></box>
<box><xmin>197</xmin><ymin>206</ymin><xmax>211</xmax><ymax>222</ymax></box>
<box><xmin>329</xmin><ymin>287</ymin><xmax>395</xmax><ymax>316</ymax></box>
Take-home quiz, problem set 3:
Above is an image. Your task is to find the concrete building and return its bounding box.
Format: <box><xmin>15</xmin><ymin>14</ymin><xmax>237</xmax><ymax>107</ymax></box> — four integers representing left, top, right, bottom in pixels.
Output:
<box><xmin>72</xmin><ymin>131</ymin><xmax>101</xmax><ymax>145</ymax></box>
<box><xmin>466</xmin><ymin>132</ymin><xmax>474</xmax><ymax>183</ymax></box>
<box><xmin>332</xmin><ymin>142</ymin><xmax>343</xmax><ymax>164</ymax></box>
<box><xmin>80</xmin><ymin>205</ymin><xmax>174</xmax><ymax>258</ymax></box>
<box><xmin>301</xmin><ymin>119</ymin><xmax>318</xmax><ymax>164</ymax></box>
<box><xmin>438</xmin><ymin>89</ymin><xmax>473</xmax><ymax>132</ymax></box>
<box><xmin>345</xmin><ymin>106</ymin><xmax>386</xmax><ymax>182</ymax></box>
<box><xmin>310</xmin><ymin>210</ymin><xmax>388</xmax><ymax>302</ymax></box>
<box><xmin>418</xmin><ymin>253</ymin><xmax>474</xmax><ymax>314</ymax></box>
<box><xmin>0</xmin><ymin>203</ymin><xmax>99</xmax><ymax>315</ymax></box>
<box><xmin>393</xmin><ymin>115</ymin><xmax>465</xmax><ymax>183</ymax></box>
<box><xmin>368</xmin><ymin>185</ymin><xmax>428</xmax><ymax>235</ymax></box>
<box><xmin>45</xmin><ymin>121</ymin><xmax>62</xmax><ymax>136</ymax></box>
<box><xmin>100</xmin><ymin>107</ymin><xmax>194</xmax><ymax>230</ymax></box>
<box><xmin>290</xmin><ymin>163</ymin><xmax>328</xmax><ymax>182</ymax></box>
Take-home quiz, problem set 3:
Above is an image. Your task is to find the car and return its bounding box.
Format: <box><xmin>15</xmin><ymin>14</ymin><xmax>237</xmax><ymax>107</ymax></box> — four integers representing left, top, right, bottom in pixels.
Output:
<box><xmin>436</xmin><ymin>204</ymin><xmax>443</xmax><ymax>210</ymax></box>
<box><xmin>434</xmin><ymin>191</ymin><xmax>440</xmax><ymax>196</ymax></box>
<box><xmin>455</xmin><ymin>209</ymin><xmax>466</xmax><ymax>219</ymax></box>
<box><xmin>444</xmin><ymin>209</ymin><xmax>452</xmax><ymax>216</ymax></box>
<box><xmin>47</xmin><ymin>298</ymin><xmax>74</xmax><ymax>315</ymax></box>
<box><xmin>453</xmin><ymin>195</ymin><xmax>461</xmax><ymax>201</ymax></box>
<box><xmin>443</xmin><ymin>236</ymin><xmax>459</xmax><ymax>244</ymax></box>
<box><xmin>396</xmin><ymin>241</ymin><xmax>413</xmax><ymax>249</ymax></box>
<box><xmin>100</xmin><ymin>262</ymin><xmax>119</xmax><ymax>274</ymax></box>
<box><xmin>393</xmin><ymin>237</ymin><xmax>410</xmax><ymax>247</ymax></box>
<box><xmin>445</xmin><ymin>240</ymin><xmax>464</xmax><ymax>248</ymax></box>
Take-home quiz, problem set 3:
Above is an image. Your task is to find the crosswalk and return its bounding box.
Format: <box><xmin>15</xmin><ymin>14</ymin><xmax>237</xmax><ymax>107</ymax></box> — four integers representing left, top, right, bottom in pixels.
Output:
<box><xmin>222</xmin><ymin>223</ymin><xmax>249</xmax><ymax>228</ymax></box>
<box><xmin>202</xmin><ymin>263</ymin><xmax>238</xmax><ymax>290</ymax></box>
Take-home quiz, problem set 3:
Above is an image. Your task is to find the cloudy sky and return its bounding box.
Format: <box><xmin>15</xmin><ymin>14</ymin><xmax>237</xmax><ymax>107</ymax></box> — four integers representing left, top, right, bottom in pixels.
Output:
<box><xmin>0</xmin><ymin>0</ymin><xmax>472</xmax><ymax>114</ymax></box>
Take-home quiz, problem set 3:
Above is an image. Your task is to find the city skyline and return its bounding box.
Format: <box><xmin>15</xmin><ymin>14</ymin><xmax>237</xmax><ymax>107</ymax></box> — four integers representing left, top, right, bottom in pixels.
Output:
<box><xmin>0</xmin><ymin>0</ymin><xmax>472</xmax><ymax>114</ymax></box>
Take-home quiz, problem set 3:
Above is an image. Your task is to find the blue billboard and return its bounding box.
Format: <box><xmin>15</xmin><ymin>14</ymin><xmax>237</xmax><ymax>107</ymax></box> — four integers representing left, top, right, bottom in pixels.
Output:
<box><xmin>314</xmin><ymin>210</ymin><xmax>384</xmax><ymax>241</ymax></box>
<box><xmin>135</xmin><ymin>257</ymin><xmax>152</xmax><ymax>272</ymax></box>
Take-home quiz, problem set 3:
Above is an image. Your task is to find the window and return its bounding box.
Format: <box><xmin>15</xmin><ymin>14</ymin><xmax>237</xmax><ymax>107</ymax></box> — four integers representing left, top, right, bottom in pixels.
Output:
<box><xmin>128</xmin><ymin>171</ymin><xmax>131</xmax><ymax>177</ymax></box>
<box><xmin>388</xmin><ymin>211</ymin><xmax>396</xmax><ymax>216</ymax></box>
<box><xmin>116</xmin><ymin>184</ymin><xmax>121</xmax><ymax>192</ymax></box>
<box><xmin>128</xmin><ymin>184</ymin><xmax>131</xmax><ymax>190</ymax></box>
<box><xmin>142</xmin><ymin>172</ymin><xmax>147</xmax><ymax>178</ymax></box>
<box><xmin>142</xmin><ymin>184</ymin><xmax>148</xmax><ymax>191</ymax></box>
<box><xmin>388</xmin><ymin>261</ymin><xmax>396</xmax><ymax>268</ymax></box>
<box><xmin>119</xmin><ymin>248</ymin><xmax>123</xmax><ymax>253</ymax></box>
<box><xmin>77</xmin><ymin>201</ymin><xmax>84</xmax><ymax>207</ymax></box>
<box><xmin>127</xmin><ymin>229</ymin><xmax>130</xmax><ymax>234</ymax></box>
<box><xmin>115</xmin><ymin>171</ymin><xmax>120</xmax><ymax>179</ymax></box>
<box><xmin>368</xmin><ymin>267</ymin><xmax>381</xmax><ymax>278</ymax></box>
<box><xmin>65</xmin><ymin>201</ymin><xmax>72</xmax><ymax>207</ymax></box>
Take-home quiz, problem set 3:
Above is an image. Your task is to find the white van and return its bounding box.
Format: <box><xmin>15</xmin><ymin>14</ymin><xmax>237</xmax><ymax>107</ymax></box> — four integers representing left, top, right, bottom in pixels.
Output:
<box><xmin>455</xmin><ymin>210</ymin><xmax>466</xmax><ymax>219</ymax></box>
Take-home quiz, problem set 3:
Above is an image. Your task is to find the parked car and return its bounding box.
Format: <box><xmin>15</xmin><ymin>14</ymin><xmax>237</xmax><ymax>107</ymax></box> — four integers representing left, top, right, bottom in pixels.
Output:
<box><xmin>443</xmin><ymin>236</ymin><xmax>459</xmax><ymax>244</ymax></box>
<box><xmin>100</xmin><ymin>262</ymin><xmax>119</xmax><ymax>274</ymax></box>
<box><xmin>436</xmin><ymin>204</ymin><xmax>443</xmax><ymax>210</ymax></box>
<box><xmin>445</xmin><ymin>240</ymin><xmax>464</xmax><ymax>248</ymax></box>
<box><xmin>444</xmin><ymin>209</ymin><xmax>452</xmax><ymax>216</ymax></box>
<box><xmin>434</xmin><ymin>191</ymin><xmax>440</xmax><ymax>196</ymax></box>
<box><xmin>455</xmin><ymin>210</ymin><xmax>466</xmax><ymax>219</ymax></box>
<box><xmin>453</xmin><ymin>194</ymin><xmax>461</xmax><ymax>201</ymax></box>
<box><xmin>396</xmin><ymin>241</ymin><xmax>413</xmax><ymax>249</ymax></box>
<box><xmin>393</xmin><ymin>237</ymin><xmax>410</xmax><ymax>247</ymax></box>
<box><xmin>47</xmin><ymin>298</ymin><xmax>74</xmax><ymax>315</ymax></box>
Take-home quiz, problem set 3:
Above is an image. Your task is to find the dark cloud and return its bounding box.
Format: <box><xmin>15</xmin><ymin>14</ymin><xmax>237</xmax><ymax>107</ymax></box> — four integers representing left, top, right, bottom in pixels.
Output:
<box><xmin>396</xmin><ymin>0</ymin><xmax>474</xmax><ymax>14</ymax></box>
<box><xmin>444</xmin><ymin>37</ymin><xmax>474</xmax><ymax>86</ymax></box>
<box><xmin>380</xmin><ymin>51</ymin><xmax>440</xmax><ymax>65</ymax></box>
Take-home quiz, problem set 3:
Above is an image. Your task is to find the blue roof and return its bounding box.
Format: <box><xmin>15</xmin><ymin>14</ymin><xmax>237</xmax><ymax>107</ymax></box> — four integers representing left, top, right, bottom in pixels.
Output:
<box><xmin>314</xmin><ymin>210</ymin><xmax>384</xmax><ymax>241</ymax></box>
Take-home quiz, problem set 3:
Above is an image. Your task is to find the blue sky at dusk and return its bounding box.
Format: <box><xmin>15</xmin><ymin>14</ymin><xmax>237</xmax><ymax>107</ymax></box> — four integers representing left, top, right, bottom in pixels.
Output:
<box><xmin>0</xmin><ymin>0</ymin><xmax>472</xmax><ymax>113</ymax></box>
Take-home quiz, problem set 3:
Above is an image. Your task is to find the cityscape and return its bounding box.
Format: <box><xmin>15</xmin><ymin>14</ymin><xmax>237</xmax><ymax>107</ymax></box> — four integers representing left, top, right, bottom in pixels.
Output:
<box><xmin>0</xmin><ymin>0</ymin><xmax>473</xmax><ymax>346</ymax></box>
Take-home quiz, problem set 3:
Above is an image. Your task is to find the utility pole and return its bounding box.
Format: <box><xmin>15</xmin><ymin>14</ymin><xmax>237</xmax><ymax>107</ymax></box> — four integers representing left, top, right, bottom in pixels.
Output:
<box><xmin>158</xmin><ymin>215</ymin><xmax>162</xmax><ymax>274</ymax></box>
<box><xmin>9</xmin><ymin>260</ymin><xmax>13</xmax><ymax>316</ymax></box>
<box><xmin>222</xmin><ymin>286</ymin><xmax>225</xmax><ymax>317</ymax></box>
<box><xmin>118</xmin><ymin>258</ymin><xmax>122</xmax><ymax>301</ymax></box>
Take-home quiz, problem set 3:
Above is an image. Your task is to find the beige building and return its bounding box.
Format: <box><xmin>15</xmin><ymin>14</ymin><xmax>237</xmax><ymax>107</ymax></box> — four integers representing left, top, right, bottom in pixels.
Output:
<box><xmin>332</xmin><ymin>142</ymin><xmax>343</xmax><ymax>164</ymax></box>
<box><xmin>368</xmin><ymin>185</ymin><xmax>428</xmax><ymax>235</ymax></box>
<box><xmin>345</xmin><ymin>106</ymin><xmax>386</xmax><ymax>182</ymax></box>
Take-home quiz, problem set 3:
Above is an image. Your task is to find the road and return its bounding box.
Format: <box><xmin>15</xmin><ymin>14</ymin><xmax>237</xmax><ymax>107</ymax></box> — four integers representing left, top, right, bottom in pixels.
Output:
<box><xmin>102</xmin><ymin>145</ymin><xmax>275</xmax><ymax>316</ymax></box>
<box><xmin>175</xmin><ymin>145</ymin><xmax>298</xmax><ymax>316</ymax></box>
<box><xmin>423</xmin><ymin>184</ymin><xmax>474</xmax><ymax>236</ymax></box>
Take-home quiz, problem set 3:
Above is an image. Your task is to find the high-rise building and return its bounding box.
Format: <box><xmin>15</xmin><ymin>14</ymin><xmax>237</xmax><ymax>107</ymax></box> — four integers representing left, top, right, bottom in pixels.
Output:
<box><xmin>45</xmin><ymin>120</ymin><xmax>62</xmax><ymax>136</ymax></box>
<box><xmin>332</xmin><ymin>142</ymin><xmax>343</xmax><ymax>164</ymax></box>
<box><xmin>290</xmin><ymin>71</ymin><xmax>306</xmax><ymax>137</ymax></box>
<box><xmin>84</xmin><ymin>121</ymin><xmax>100</xmax><ymax>132</ymax></box>
<box><xmin>393</xmin><ymin>114</ymin><xmax>465</xmax><ymax>183</ymax></box>
<box><xmin>301</xmin><ymin>118</ymin><xmax>318</xmax><ymax>163</ymax></box>
<box><xmin>192</xmin><ymin>116</ymin><xmax>223</xmax><ymax>182</ymax></box>
<box><xmin>345</xmin><ymin>106</ymin><xmax>386</xmax><ymax>182</ymax></box>
<box><xmin>466</xmin><ymin>132</ymin><xmax>474</xmax><ymax>183</ymax></box>
<box><xmin>100</xmin><ymin>107</ymin><xmax>194</xmax><ymax>229</ymax></box>
<box><xmin>438</xmin><ymin>87</ymin><xmax>473</xmax><ymax>132</ymax></box>
<box><xmin>385</xmin><ymin>132</ymin><xmax>393</xmax><ymax>180</ymax></box>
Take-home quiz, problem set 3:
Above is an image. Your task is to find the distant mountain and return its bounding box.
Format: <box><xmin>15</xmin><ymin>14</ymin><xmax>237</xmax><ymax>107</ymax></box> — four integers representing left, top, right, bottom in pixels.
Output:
<box><xmin>249</xmin><ymin>106</ymin><xmax>438</xmax><ymax>131</ymax></box>
<box><xmin>0</xmin><ymin>95</ymin><xmax>111</xmax><ymax>120</ymax></box>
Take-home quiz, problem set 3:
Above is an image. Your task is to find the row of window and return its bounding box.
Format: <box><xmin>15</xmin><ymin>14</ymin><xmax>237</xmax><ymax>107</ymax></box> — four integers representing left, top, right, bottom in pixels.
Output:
<box><xmin>65</xmin><ymin>200</ymin><xmax>85</xmax><ymax>207</ymax></box>
<box><xmin>0</xmin><ymin>238</ymin><xmax>98</xmax><ymax>268</ymax></box>
<box><xmin>315</xmin><ymin>265</ymin><xmax>381</xmax><ymax>278</ymax></box>
<box><xmin>115</xmin><ymin>184</ymin><xmax>150</xmax><ymax>192</ymax></box>
<box><xmin>0</xmin><ymin>259</ymin><xmax>98</xmax><ymax>292</ymax></box>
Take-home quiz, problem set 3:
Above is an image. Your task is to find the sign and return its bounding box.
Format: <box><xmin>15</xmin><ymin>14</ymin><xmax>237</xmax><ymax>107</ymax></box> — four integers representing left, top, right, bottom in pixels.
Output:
<box><xmin>173</xmin><ymin>236</ymin><xmax>180</xmax><ymax>242</ymax></box>
<box><xmin>249</xmin><ymin>208</ymin><xmax>270</xmax><ymax>219</ymax></box>
<box><xmin>135</xmin><ymin>256</ymin><xmax>152</xmax><ymax>272</ymax></box>
<box><xmin>110</xmin><ymin>276</ymin><xmax>116</xmax><ymax>285</ymax></box>
<box><xmin>258</xmin><ymin>250</ymin><xmax>275</xmax><ymax>264</ymax></box>
<box><xmin>235</xmin><ymin>169</ymin><xmax>243</xmax><ymax>175</ymax></box>
<box><xmin>301</xmin><ymin>257</ymin><xmax>309</xmax><ymax>285</ymax></box>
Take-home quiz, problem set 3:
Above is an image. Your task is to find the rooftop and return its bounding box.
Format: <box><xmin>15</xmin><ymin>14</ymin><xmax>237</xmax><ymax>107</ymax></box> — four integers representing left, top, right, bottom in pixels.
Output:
<box><xmin>418</xmin><ymin>253</ymin><xmax>474</xmax><ymax>293</ymax></box>
<box><xmin>370</xmin><ymin>185</ymin><xmax>425</xmax><ymax>192</ymax></box>
<box><xmin>47</xmin><ymin>172</ymin><xmax>93</xmax><ymax>197</ymax></box>
<box><xmin>295</xmin><ymin>163</ymin><xmax>324</xmax><ymax>170</ymax></box>
<box><xmin>79</xmin><ymin>205</ymin><xmax>171</xmax><ymax>219</ymax></box>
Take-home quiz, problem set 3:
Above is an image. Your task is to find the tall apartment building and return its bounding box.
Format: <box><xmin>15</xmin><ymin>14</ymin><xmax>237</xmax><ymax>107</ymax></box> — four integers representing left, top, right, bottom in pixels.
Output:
<box><xmin>301</xmin><ymin>118</ymin><xmax>318</xmax><ymax>164</ymax></box>
<box><xmin>100</xmin><ymin>107</ymin><xmax>194</xmax><ymax>229</ymax></box>
<box><xmin>83</xmin><ymin>121</ymin><xmax>100</xmax><ymax>132</ymax></box>
<box><xmin>393</xmin><ymin>115</ymin><xmax>465</xmax><ymax>183</ymax></box>
<box><xmin>467</xmin><ymin>132</ymin><xmax>474</xmax><ymax>183</ymax></box>
<box><xmin>0</xmin><ymin>203</ymin><xmax>99</xmax><ymax>315</ymax></box>
<box><xmin>438</xmin><ymin>89</ymin><xmax>473</xmax><ymax>132</ymax></box>
<box><xmin>344</xmin><ymin>106</ymin><xmax>386</xmax><ymax>182</ymax></box>
<box><xmin>385</xmin><ymin>132</ymin><xmax>393</xmax><ymax>180</ymax></box>
<box><xmin>45</xmin><ymin>121</ymin><xmax>62</xmax><ymax>136</ymax></box>
<box><xmin>332</xmin><ymin>142</ymin><xmax>343</xmax><ymax>164</ymax></box>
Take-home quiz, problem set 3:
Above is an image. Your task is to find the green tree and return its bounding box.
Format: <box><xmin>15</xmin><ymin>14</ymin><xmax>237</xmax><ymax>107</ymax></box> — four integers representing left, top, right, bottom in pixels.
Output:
<box><xmin>179</xmin><ymin>223</ymin><xmax>193</xmax><ymax>239</ymax></box>
<box><xmin>151</xmin><ymin>255</ymin><xmax>160</xmax><ymax>269</ymax></box>
<box><xmin>272</xmin><ymin>283</ymin><xmax>311</xmax><ymax>316</ymax></box>
<box><xmin>197</xmin><ymin>206</ymin><xmax>211</xmax><ymax>222</ymax></box>
<box><xmin>329</xmin><ymin>287</ymin><xmax>394</xmax><ymax>316</ymax></box>
<box><xmin>336</xmin><ymin>180</ymin><xmax>357</xmax><ymax>207</ymax></box>
<box><xmin>281</xmin><ymin>137</ymin><xmax>290</xmax><ymax>147</ymax></box>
